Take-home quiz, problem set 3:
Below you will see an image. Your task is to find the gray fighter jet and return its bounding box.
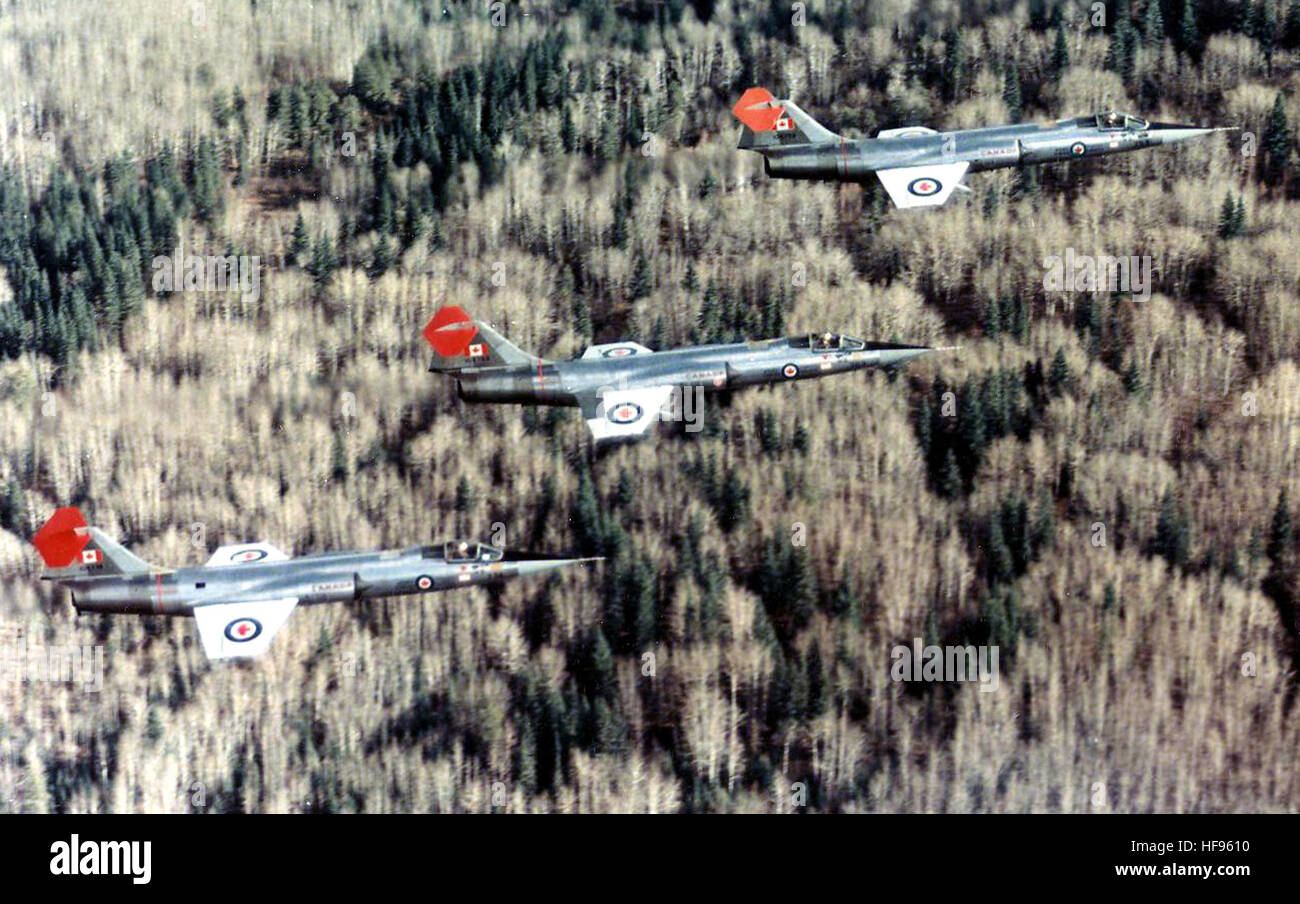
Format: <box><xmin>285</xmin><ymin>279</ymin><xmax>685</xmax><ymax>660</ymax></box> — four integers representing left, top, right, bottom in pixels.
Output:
<box><xmin>33</xmin><ymin>507</ymin><xmax>598</xmax><ymax>660</ymax></box>
<box><xmin>423</xmin><ymin>306</ymin><xmax>946</xmax><ymax>443</ymax></box>
<box><xmin>732</xmin><ymin>87</ymin><xmax>1231</xmax><ymax>208</ymax></box>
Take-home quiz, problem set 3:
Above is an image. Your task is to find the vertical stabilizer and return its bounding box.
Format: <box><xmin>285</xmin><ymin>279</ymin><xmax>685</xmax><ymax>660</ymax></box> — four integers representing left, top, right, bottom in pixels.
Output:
<box><xmin>32</xmin><ymin>508</ymin><xmax>158</xmax><ymax>579</ymax></box>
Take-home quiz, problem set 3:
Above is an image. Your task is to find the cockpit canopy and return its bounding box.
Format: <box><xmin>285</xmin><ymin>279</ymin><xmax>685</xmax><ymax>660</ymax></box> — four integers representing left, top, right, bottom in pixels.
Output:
<box><xmin>1096</xmin><ymin>111</ymin><xmax>1149</xmax><ymax>132</ymax></box>
<box><xmin>423</xmin><ymin>541</ymin><xmax>504</xmax><ymax>563</ymax></box>
<box><xmin>790</xmin><ymin>332</ymin><xmax>866</xmax><ymax>351</ymax></box>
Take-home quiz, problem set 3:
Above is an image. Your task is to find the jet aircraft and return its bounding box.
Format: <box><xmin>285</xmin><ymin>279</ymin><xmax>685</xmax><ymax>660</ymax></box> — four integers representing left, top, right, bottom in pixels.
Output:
<box><xmin>731</xmin><ymin>87</ymin><xmax>1231</xmax><ymax>208</ymax></box>
<box><xmin>32</xmin><ymin>507</ymin><xmax>598</xmax><ymax>660</ymax></box>
<box><xmin>422</xmin><ymin>305</ymin><xmax>948</xmax><ymax>443</ymax></box>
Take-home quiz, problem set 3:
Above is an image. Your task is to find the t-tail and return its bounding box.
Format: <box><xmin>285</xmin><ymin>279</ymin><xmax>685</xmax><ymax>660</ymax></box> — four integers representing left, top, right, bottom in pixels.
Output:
<box><xmin>32</xmin><ymin>507</ymin><xmax>160</xmax><ymax>581</ymax></box>
<box><xmin>732</xmin><ymin>87</ymin><xmax>840</xmax><ymax>150</ymax></box>
<box><xmin>422</xmin><ymin>306</ymin><xmax>543</xmax><ymax>373</ymax></box>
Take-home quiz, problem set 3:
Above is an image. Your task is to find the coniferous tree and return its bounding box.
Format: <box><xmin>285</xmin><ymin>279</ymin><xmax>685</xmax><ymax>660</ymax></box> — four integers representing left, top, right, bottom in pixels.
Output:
<box><xmin>1178</xmin><ymin>0</ymin><xmax>1200</xmax><ymax>53</ymax></box>
<box><xmin>942</xmin><ymin>29</ymin><xmax>965</xmax><ymax>101</ymax></box>
<box><xmin>1143</xmin><ymin>0</ymin><xmax>1165</xmax><ymax>43</ymax></box>
<box><xmin>290</xmin><ymin>213</ymin><xmax>310</xmax><ymax>265</ymax></box>
<box><xmin>1218</xmin><ymin>192</ymin><xmax>1238</xmax><ymax>238</ymax></box>
<box><xmin>628</xmin><ymin>249</ymin><xmax>653</xmax><ymax>300</ymax></box>
<box><xmin>369</xmin><ymin>233</ymin><xmax>395</xmax><ymax>279</ymax></box>
<box><xmin>308</xmin><ymin>233</ymin><xmax>336</xmax><ymax>285</ymax></box>
<box><xmin>189</xmin><ymin>136</ymin><xmax>225</xmax><ymax>223</ymax></box>
<box><xmin>939</xmin><ymin>448</ymin><xmax>963</xmax><ymax>498</ymax></box>
<box><xmin>986</xmin><ymin>515</ymin><xmax>1014</xmax><ymax>585</ymax></box>
<box><xmin>1047</xmin><ymin>349</ymin><xmax>1072</xmax><ymax>395</ymax></box>
<box><xmin>1259</xmin><ymin>0</ymin><xmax>1279</xmax><ymax>62</ymax></box>
<box><xmin>1267</xmin><ymin>489</ymin><xmax>1293</xmax><ymax>564</ymax></box>
<box><xmin>1286</xmin><ymin>0</ymin><xmax>1300</xmax><ymax>48</ymax></box>
<box><xmin>1105</xmin><ymin>18</ymin><xmax>1139</xmax><ymax>83</ymax></box>
<box><xmin>1261</xmin><ymin>93</ymin><xmax>1291</xmax><ymax>189</ymax></box>
<box><xmin>1153</xmin><ymin>486</ymin><xmax>1192</xmax><ymax>567</ymax></box>
<box><xmin>1051</xmin><ymin>27</ymin><xmax>1070</xmax><ymax>78</ymax></box>
<box><xmin>1002</xmin><ymin>58</ymin><xmax>1022</xmax><ymax>121</ymax></box>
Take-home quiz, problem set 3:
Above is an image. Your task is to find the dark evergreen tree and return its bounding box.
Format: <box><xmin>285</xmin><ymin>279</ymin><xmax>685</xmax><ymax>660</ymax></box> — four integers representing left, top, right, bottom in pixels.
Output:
<box><xmin>1047</xmin><ymin>349</ymin><xmax>1072</xmax><ymax>395</ymax></box>
<box><xmin>1153</xmin><ymin>486</ymin><xmax>1192</xmax><ymax>567</ymax></box>
<box><xmin>1051</xmin><ymin>27</ymin><xmax>1070</xmax><ymax>78</ymax></box>
<box><xmin>1178</xmin><ymin>0</ymin><xmax>1200</xmax><ymax>53</ymax></box>
<box><xmin>1143</xmin><ymin>0</ymin><xmax>1165</xmax><ymax>43</ymax></box>
<box><xmin>1002</xmin><ymin>58</ymin><xmax>1022</xmax><ymax>121</ymax></box>
<box><xmin>1261</xmin><ymin>93</ymin><xmax>1291</xmax><ymax>189</ymax></box>
<box><xmin>290</xmin><ymin>213</ymin><xmax>310</xmax><ymax>264</ymax></box>
<box><xmin>1267</xmin><ymin>489</ymin><xmax>1293</xmax><ymax>564</ymax></box>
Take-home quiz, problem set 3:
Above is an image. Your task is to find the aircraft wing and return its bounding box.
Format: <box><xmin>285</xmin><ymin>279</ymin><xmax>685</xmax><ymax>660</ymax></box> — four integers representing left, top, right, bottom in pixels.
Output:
<box><xmin>192</xmin><ymin>598</ymin><xmax>299</xmax><ymax>660</ymax></box>
<box><xmin>206</xmin><ymin>542</ymin><xmax>290</xmax><ymax>567</ymax></box>
<box><xmin>581</xmin><ymin>385</ymin><xmax>676</xmax><ymax>442</ymax></box>
<box><xmin>580</xmin><ymin>341</ymin><xmax>654</xmax><ymax>360</ymax></box>
<box><xmin>875</xmin><ymin>161</ymin><xmax>970</xmax><ymax>209</ymax></box>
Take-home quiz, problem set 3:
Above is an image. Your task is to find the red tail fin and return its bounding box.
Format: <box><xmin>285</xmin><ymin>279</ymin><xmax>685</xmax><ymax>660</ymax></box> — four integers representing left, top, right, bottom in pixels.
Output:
<box><xmin>422</xmin><ymin>306</ymin><xmax>477</xmax><ymax>357</ymax></box>
<box><xmin>732</xmin><ymin>87</ymin><xmax>784</xmax><ymax>132</ymax></box>
<box><xmin>32</xmin><ymin>507</ymin><xmax>90</xmax><ymax>568</ymax></box>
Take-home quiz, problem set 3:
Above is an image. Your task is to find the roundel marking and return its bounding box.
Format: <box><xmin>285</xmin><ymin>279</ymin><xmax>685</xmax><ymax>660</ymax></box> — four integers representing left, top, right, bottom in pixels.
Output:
<box><xmin>907</xmin><ymin>177</ymin><xmax>942</xmax><ymax>197</ymax></box>
<box><xmin>224</xmin><ymin>617</ymin><xmax>262</xmax><ymax>643</ymax></box>
<box><xmin>416</xmin><ymin>575</ymin><xmax>433</xmax><ymax>591</ymax></box>
<box><xmin>608</xmin><ymin>402</ymin><xmax>643</xmax><ymax>424</ymax></box>
<box><xmin>782</xmin><ymin>363</ymin><xmax>799</xmax><ymax>379</ymax></box>
<box><xmin>1070</xmin><ymin>141</ymin><xmax>1086</xmax><ymax>157</ymax></box>
<box><xmin>231</xmin><ymin>548</ymin><xmax>267</xmax><ymax>563</ymax></box>
<box><xmin>602</xmin><ymin>346</ymin><xmax>637</xmax><ymax>358</ymax></box>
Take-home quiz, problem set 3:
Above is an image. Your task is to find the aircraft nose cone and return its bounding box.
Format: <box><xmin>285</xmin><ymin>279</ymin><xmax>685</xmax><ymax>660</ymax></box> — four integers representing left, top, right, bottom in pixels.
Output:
<box><xmin>873</xmin><ymin>346</ymin><xmax>935</xmax><ymax>366</ymax></box>
<box><xmin>502</xmin><ymin>553</ymin><xmax>603</xmax><ymax>577</ymax></box>
<box><xmin>1148</xmin><ymin>124</ymin><xmax>1228</xmax><ymax>145</ymax></box>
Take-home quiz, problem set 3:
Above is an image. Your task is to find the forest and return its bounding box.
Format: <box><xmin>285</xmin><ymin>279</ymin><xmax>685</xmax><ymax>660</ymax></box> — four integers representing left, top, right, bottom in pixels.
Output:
<box><xmin>0</xmin><ymin>0</ymin><xmax>1297</xmax><ymax>812</ymax></box>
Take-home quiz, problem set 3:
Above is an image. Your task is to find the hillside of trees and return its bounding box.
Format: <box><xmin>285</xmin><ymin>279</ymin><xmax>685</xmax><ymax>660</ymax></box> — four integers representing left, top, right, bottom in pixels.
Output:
<box><xmin>0</xmin><ymin>0</ymin><xmax>1297</xmax><ymax>812</ymax></box>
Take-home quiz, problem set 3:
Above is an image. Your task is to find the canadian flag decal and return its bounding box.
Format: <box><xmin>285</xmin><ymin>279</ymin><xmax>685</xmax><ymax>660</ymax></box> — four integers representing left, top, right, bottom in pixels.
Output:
<box><xmin>82</xmin><ymin>549</ymin><xmax>103</xmax><ymax>566</ymax></box>
<box><xmin>468</xmin><ymin>343</ymin><xmax>485</xmax><ymax>357</ymax></box>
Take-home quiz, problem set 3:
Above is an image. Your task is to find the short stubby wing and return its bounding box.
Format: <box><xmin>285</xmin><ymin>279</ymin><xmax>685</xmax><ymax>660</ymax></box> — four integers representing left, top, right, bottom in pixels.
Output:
<box><xmin>580</xmin><ymin>341</ymin><xmax>654</xmax><ymax>360</ymax></box>
<box><xmin>875</xmin><ymin>161</ymin><xmax>970</xmax><ymax>209</ymax></box>
<box><xmin>582</xmin><ymin>385</ymin><xmax>676</xmax><ymax>442</ymax></box>
<box><xmin>192</xmin><ymin>598</ymin><xmax>299</xmax><ymax>660</ymax></box>
<box><xmin>205</xmin><ymin>542</ymin><xmax>291</xmax><ymax>567</ymax></box>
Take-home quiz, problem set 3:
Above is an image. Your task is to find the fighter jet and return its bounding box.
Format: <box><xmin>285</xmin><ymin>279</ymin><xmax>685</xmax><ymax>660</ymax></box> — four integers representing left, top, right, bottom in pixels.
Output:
<box><xmin>731</xmin><ymin>87</ymin><xmax>1231</xmax><ymax>209</ymax></box>
<box><xmin>32</xmin><ymin>507</ymin><xmax>598</xmax><ymax>660</ymax></box>
<box><xmin>422</xmin><ymin>305</ymin><xmax>947</xmax><ymax>443</ymax></box>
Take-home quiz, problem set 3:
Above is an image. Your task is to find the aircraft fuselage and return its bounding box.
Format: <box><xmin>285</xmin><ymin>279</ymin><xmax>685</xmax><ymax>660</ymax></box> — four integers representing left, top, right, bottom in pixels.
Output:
<box><xmin>454</xmin><ymin>335</ymin><xmax>933</xmax><ymax>406</ymax></box>
<box><xmin>761</xmin><ymin>117</ymin><xmax>1217</xmax><ymax>182</ymax></box>
<box><xmin>66</xmin><ymin>545</ymin><xmax>576</xmax><ymax>615</ymax></box>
